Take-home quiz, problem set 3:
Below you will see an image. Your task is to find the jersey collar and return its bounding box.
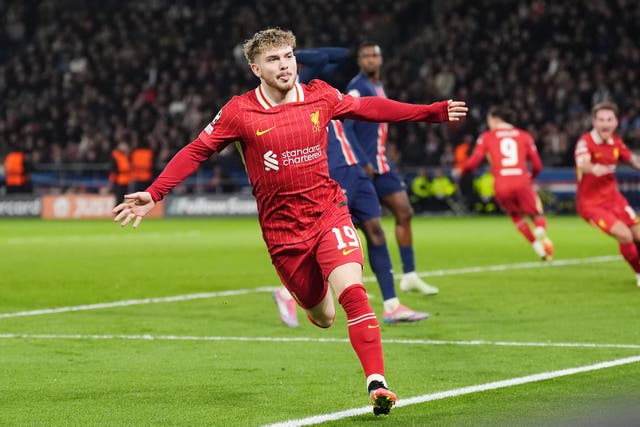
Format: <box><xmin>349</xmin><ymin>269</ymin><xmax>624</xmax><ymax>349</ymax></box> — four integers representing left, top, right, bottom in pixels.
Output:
<box><xmin>590</xmin><ymin>129</ymin><xmax>613</xmax><ymax>145</ymax></box>
<box><xmin>255</xmin><ymin>82</ymin><xmax>304</xmax><ymax>110</ymax></box>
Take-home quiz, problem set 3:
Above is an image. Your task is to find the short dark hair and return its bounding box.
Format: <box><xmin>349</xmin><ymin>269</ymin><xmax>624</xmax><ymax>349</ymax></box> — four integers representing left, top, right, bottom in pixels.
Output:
<box><xmin>488</xmin><ymin>106</ymin><xmax>516</xmax><ymax>124</ymax></box>
<box><xmin>592</xmin><ymin>101</ymin><xmax>618</xmax><ymax>117</ymax></box>
<box><xmin>358</xmin><ymin>41</ymin><xmax>381</xmax><ymax>56</ymax></box>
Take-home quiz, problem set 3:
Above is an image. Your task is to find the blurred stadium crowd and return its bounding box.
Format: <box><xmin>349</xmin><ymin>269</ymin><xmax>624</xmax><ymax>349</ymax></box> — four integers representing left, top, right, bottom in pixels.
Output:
<box><xmin>1</xmin><ymin>0</ymin><xmax>639</xmax><ymax>187</ymax></box>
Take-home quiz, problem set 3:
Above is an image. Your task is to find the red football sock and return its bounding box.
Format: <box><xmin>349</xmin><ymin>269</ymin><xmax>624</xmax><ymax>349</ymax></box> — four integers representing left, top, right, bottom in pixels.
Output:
<box><xmin>510</xmin><ymin>214</ymin><xmax>535</xmax><ymax>243</ymax></box>
<box><xmin>619</xmin><ymin>242</ymin><xmax>640</xmax><ymax>273</ymax></box>
<box><xmin>533</xmin><ymin>215</ymin><xmax>547</xmax><ymax>230</ymax></box>
<box><xmin>338</xmin><ymin>284</ymin><xmax>385</xmax><ymax>378</ymax></box>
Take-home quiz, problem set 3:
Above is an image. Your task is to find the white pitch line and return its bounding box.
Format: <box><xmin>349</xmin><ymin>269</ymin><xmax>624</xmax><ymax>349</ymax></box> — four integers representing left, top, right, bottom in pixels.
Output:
<box><xmin>1</xmin><ymin>333</ymin><xmax>639</xmax><ymax>350</ymax></box>
<box><xmin>0</xmin><ymin>288</ymin><xmax>277</xmax><ymax>319</ymax></box>
<box><xmin>5</xmin><ymin>230</ymin><xmax>203</xmax><ymax>245</ymax></box>
<box><xmin>0</xmin><ymin>255</ymin><xmax>620</xmax><ymax>320</ymax></box>
<box><xmin>263</xmin><ymin>354</ymin><xmax>640</xmax><ymax>427</ymax></box>
<box><xmin>387</xmin><ymin>254</ymin><xmax>621</xmax><ymax>281</ymax></box>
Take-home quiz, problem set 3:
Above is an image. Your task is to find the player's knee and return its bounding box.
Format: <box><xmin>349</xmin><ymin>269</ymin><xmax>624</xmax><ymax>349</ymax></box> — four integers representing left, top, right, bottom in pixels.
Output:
<box><xmin>395</xmin><ymin>206</ymin><xmax>414</xmax><ymax>224</ymax></box>
<box><xmin>364</xmin><ymin>221</ymin><xmax>386</xmax><ymax>245</ymax></box>
<box><xmin>306</xmin><ymin>310</ymin><xmax>335</xmax><ymax>328</ymax></box>
<box><xmin>618</xmin><ymin>231</ymin><xmax>634</xmax><ymax>243</ymax></box>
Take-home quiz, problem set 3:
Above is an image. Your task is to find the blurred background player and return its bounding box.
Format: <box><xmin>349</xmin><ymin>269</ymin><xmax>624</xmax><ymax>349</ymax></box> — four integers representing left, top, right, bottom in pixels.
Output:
<box><xmin>343</xmin><ymin>42</ymin><xmax>439</xmax><ymax>295</ymax></box>
<box><xmin>3</xmin><ymin>143</ymin><xmax>32</xmax><ymax>194</ymax></box>
<box><xmin>109</xmin><ymin>139</ymin><xmax>131</xmax><ymax>204</ymax></box>
<box><xmin>575</xmin><ymin>101</ymin><xmax>640</xmax><ymax>286</ymax></box>
<box><xmin>453</xmin><ymin>106</ymin><xmax>554</xmax><ymax>261</ymax></box>
<box><xmin>130</xmin><ymin>139</ymin><xmax>155</xmax><ymax>192</ymax></box>
<box><xmin>273</xmin><ymin>47</ymin><xmax>429</xmax><ymax>327</ymax></box>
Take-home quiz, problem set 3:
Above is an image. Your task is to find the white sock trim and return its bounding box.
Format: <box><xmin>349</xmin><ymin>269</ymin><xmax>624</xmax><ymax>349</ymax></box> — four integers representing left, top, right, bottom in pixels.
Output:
<box><xmin>366</xmin><ymin>374</ymin><xmax>387</xmax><ymax>390</ymax></box>
<box><xmin>532</xmin><ymin>240</ymin><xmax>546</xmax><ymax>257</ymax></box>
<box><xmin>383</xmin><ymin>297</ymin><xmax>400</xmax><ymax>312</ymax></box>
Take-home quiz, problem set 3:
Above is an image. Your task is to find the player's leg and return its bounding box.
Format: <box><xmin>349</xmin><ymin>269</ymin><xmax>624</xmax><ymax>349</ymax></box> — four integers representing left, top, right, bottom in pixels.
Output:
<box><xmin>611</xmin><ymin>200</ymin><xmax>640</xmax><ymax>285</ymax></box>
<box><xmin>317</xmin><ymin>219</ymin><xmax>396</xmax><ymax>414</ymax></box>
<box><xmin>532</xmin><ymin>213</ymin><xmax>554</xmax><ymax>259</ymax></box>
<box><xmin>498</xmin><ymin>189</ymin><xmax>547</xmax><ymax>260</ymax></box>
<box><xmin>350</xmin><ymin>172</ymin><xmax>427</xmax><ymax>323</ymax></box>
<box><xmin>360</xmin><ymin>217</ymin><xmax>428</xmax><ymax>324</ymax></box>
<box><xmin>272</xmin><ymin>285</ymin><xmax>298</xmax><ymax>327</ymax></box>
<box><xmin>328</xmin><ymin>263</ymin><xmax>396</xmax><ymax>414</ymax></box>
<box><xmin>608</xmin><ymin>221</ymin><xmax>640</xmax><ymax>280</ymax></box>
<box><xmin>525</xmin><ymin>189</ymin><xmax>554</xmax><ymax>260</ymax></box>
<box><xmin>376</xmin><ymin>173</ymin><xmax>439</xmax><ymax>295</ymax></box>
<box><xmin>270</xmin><ymin>243</ymin><xmax>335</xmax><ymax>328</ymax></box>
<box><xmin>304</xmin><ymin>287</ymin><xmax>337</xmax><ymax>328</ymax></box>
<box><xmin>583</xmin><ymin>201</ymin><xmax>640</xmax><ymax>286</ymax></box>
<box><xmin>508</xmin><ymin>212</ymin><xmax>547</xmax><ymax>259</ymax></box>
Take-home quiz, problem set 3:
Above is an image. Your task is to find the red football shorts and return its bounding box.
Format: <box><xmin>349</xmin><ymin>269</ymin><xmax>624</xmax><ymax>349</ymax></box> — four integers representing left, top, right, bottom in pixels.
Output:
<box><xmin>495</xmin><ymin>184</ymin><xmax>542</xmax><ymax>216</ymax></box>
<box><xmin>578</xmin><ymin>192</ymin><xmax>639</xmax><ymax>232</ymax></box>
<box><xmin>270</xmin><ymin>211</ymin><xmax>364</xmax><ymax>310</ymax></box>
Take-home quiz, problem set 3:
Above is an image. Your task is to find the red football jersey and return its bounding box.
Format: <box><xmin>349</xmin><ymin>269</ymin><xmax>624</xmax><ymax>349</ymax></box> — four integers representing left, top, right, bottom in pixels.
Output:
<box><xmin>197</xmin><ymin>80</ymin><xmax>361</xmax><ymax>247</ymax></box>
<box><xmin>147</xmin><ymin>80</ymin><xmax>448</xmax><ymax>248</ymax></box>
<box><xmin>463</xmin><ymin>126</ymin><xmax>542</xmax><ymax>192</ymax></box>
<box><xmin>574</xmin><ymin>129</ymin><xmax>632</xmax><ymax>208</ymax></box>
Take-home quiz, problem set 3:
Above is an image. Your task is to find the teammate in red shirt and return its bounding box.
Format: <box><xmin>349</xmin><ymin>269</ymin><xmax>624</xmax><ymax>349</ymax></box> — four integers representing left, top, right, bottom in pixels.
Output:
<box><xmin>113</xmin><ymin>28</ymin><xmax>468</xmax><ymax>415</ymax></box>
<box><xmin>454</xmin><ymin>106</ymin><xmax>554</xmax><ymax>260</ymax></box>
<box><xmin>575</xmin><ymin>101</ymin><xmax>640</xmax><ymax>287</ymax></box>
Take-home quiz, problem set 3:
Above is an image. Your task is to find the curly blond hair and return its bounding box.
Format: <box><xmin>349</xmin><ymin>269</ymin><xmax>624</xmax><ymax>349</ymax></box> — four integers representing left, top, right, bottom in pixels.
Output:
<box><xmin>242</xmin><ymin>28</ymin><xmax>296</xmax><ymax>64</ymax></box>
<box><xmin>592</xmin><ymin>101</ymin><xmax>619</xmax><ymax>117</ymax></box>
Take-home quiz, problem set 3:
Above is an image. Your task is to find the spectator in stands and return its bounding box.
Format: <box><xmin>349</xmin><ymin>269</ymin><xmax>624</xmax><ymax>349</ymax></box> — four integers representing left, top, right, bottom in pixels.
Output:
<box><xmin>473</xmin><ymin>166</ymin><xmax>497</xmax><ymax>214</ymax></box>
<box><xmin>1</xmin><ymin>0</ymin><xmax>639</xmax><ymax>192</ymax></box>
<box><xmin>130</xmin><ymin>140</ymin><xmax>155</xmax><ymax>192</ymax></box>
<box><xmin>3</xmin><ymin>144</ymin><xmax>32</xmax><ymax>194</ymax></box>
<box><xmin>109</xmin><ymin>140</ymin><xmax>131</xmax><ymax>204</ymax></box>
<box><xmin>430</xmin><ymin>168</ymin><xmax>456</xmax><ymax>211</ymax></box>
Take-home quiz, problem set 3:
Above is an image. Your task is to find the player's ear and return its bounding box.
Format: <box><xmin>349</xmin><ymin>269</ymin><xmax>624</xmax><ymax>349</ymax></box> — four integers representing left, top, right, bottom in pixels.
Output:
<box><xmin>250</xmin><ymin>63</ymin><xmax>261</xmax><ymax>78</ymax></box>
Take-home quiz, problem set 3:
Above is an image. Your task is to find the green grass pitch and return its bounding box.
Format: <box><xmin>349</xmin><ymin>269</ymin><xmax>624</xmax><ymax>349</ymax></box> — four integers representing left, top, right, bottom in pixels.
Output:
<box><xmin>1</xmin><ymin>215</ymin><xmax>640</xmax><ymax>426</ymax></box>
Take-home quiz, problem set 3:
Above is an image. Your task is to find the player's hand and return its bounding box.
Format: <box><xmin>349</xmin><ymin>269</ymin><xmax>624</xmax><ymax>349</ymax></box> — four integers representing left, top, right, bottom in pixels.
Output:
<box><xmin>447</xmin><ymin>100</ymin><xmax>468</xmax><ymax>121</ymax></box>
<box><xmin>113</xmin><ymin>192</ymin><xmax>155</xmax><ymax>228</ymax></box>
<box><xmin>591</xmin><ymin>164</ymin><xmax>610</xmax><ymax>177</ymax></box>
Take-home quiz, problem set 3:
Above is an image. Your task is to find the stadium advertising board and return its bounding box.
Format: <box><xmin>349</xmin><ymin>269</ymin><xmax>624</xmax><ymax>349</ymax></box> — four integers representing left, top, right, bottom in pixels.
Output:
<box><xmin>41</xmin><ymin>194</ymin><xmax>165</xmax><ymax>219</ymax></box>
<box><xmin>164</xmin><ymin>194</ymin><xmax>258</xmax><ymax>217</ymax></box>
<box><xmin>42</xmin><ymin>194</ymin><xmax>116</xmax><ymax>219</ymax></box>
<box><xmin>0</xmin><ymin>196</ymin><xmax>41</xmax><ymax>217</ymax></box>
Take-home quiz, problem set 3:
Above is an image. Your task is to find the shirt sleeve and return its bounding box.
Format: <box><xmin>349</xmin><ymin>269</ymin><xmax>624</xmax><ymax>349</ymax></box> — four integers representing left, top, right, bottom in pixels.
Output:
<box><xmin>197</xmin><ymin>98</ymin><xmax>242</xmax><ymax>152</ymax></box>
<box><xmin>145</xmin><ymin>138</ymin><xmax>215</xmax><ymax>202</ymax></box>
<box><xmin>333</xmin><ymin>94</ymin><xmax>449</xmax><ymax>123</ymax></box>
<box><xmin>574</xmin><ymin>138</ymin><xmax>590</xmax><ymax>161</ymax></box>
<box><xmin>146</xmin><ymin>99</ymin><xmax>241</xmax><ymax>202</ymax></box>
<box><xmin>618</xmin><ymin>138</ymin><xmax>633</xmax><ymax>163</ymax></box>
<box><xmin>526</xmin><ymin>134</ymin><xmax>543</xmax><ymax>179</ymax></box>
<box><xmin>461</xmin><ymin>136</ymin><xmax>487</xmax><ymax>175</ymax></box>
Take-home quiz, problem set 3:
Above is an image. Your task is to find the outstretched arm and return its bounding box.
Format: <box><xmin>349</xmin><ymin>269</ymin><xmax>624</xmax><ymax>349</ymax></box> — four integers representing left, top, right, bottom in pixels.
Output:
<box><xmin>629</xmin><ymin>154</ymin><xmax>640</xmax><ymax>170</ymax></box>
<box><xmin>336</xmin><ymin>97</ymin><xmax>467</xmax><ymax>123</ymax></box>
<box><xmin>575</xmin><ymin>154</ymin><xmax>613</xmax><ymax>177</ymax></box>
<box><xmin>528</xmin><ymin>145</ymin><xmax>543</xmax><ymax>179</ymax></box>
<box><xmin>452</xmin><ymin>145</ymin><xmax>485</xmax><ymax>179</ymax></box>
<box><xmin>113</xmin><ymin>137</ymin><xmax>215</xmax><ymax>228</ymax></box>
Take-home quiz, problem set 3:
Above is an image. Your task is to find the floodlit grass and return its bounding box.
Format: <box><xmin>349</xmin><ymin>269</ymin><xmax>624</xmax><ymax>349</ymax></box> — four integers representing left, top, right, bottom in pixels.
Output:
<box><xmin>1</xmin><ymin>215</ymin><xmax>639</xmax><ymax>426</ymax></box>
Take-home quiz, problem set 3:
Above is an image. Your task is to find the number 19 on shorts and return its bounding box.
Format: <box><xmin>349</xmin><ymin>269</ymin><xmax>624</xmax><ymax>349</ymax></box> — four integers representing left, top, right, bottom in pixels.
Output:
<box><xmin>332</xmin><ymin>226</ymin><xmax>361</xmax><ymax>255</ymax></box>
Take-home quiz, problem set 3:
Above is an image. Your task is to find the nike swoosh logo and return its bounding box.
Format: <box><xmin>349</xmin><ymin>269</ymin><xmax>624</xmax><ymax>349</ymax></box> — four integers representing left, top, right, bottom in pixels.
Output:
<box><xmin>342</xmin><ymin>248</ymin><xmax>359</xmax><ymax>256</ymax></box>
<box><xmin>256</xmin><ymin>127</ymin><xmax>275</xmax><ymax>136</ymax></box>
<box><xmin>368</xmin><ymin>324</ymin><xmax>380</xmax><ymax>329</ymax></box>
